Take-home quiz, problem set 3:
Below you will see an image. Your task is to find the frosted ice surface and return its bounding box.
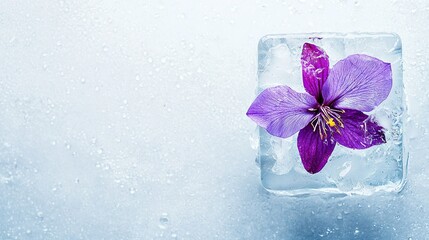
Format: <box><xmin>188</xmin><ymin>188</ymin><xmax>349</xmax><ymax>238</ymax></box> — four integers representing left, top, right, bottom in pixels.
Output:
<box><xmin>257</xmin><ymin>33</ymin><xmax>406</xmax><ymax>195</ymax></box>
<box><xmin>0</xmin><ymin>0</ymin><xmax>428</xmax><ymax>239</ymax></box>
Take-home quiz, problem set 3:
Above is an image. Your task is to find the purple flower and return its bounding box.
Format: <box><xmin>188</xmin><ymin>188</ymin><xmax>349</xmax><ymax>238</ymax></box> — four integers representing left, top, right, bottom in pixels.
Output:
<box><xmin>247</xmin><ymin>43</ymin><xmax>392</xmax><ymax>174</ymax></box>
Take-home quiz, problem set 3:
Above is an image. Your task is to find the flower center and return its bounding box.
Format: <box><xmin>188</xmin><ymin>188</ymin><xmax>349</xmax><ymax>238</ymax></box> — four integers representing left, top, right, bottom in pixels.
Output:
<box><xmin>308</xmin><ymin>105</ymin><xmax>345</xmax><ymax>139</ymax></box>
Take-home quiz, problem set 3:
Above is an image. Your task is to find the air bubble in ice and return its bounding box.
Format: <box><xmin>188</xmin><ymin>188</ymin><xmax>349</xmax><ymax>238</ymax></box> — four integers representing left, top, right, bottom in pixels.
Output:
<box><xmin>339</xmin><ymin>161</ymin><xmax>352</xmax><ymax>178</ymax></box>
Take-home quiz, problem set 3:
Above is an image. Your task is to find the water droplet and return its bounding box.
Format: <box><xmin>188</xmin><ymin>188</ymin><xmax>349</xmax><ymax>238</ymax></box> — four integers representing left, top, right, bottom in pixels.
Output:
<box><xmin>80</xmin><ymin>78</ymin><xmax>86</xmax><ymax>84</ymax></box>
<box><xmin>37</xmin><ymin>211</ymin><xmax>44</xmax><ymax>220</ymax></box>
<box><xmin>354</xmin><ymin>228</ymin><xmax>360</xmax><ymax>235</ymax></box>
<box><xmin>159</xmin><ymin>213</ymin><xmax>169</xmax><ymax>229</ymax></box>
<box><xmin>147</xmin><ymin>57</ymin><xmax>153</xmax><ymax>63</ymax></box>
<box><xmin>337</xmin><ymin>213</ymin><xmax>343</xmax><ymax>220</ymax></box>
<box><xmin>129</xmin><ymin>187</ymin><xmax>136</xmax><ymax>194</ymax></box>
<box><xmin>9</xmin><ymin>36</ymin><xmax>16</xmax><ymax>44</ymax></box>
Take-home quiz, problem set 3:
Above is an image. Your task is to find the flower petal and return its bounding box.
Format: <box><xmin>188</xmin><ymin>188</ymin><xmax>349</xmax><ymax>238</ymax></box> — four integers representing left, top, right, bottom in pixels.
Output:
<box><xmin>322</xmin><ymin>54</ymin><xmax>392</xmax><ymax>112</ymax></box>
<box><xmin>301</xmin><ymin>43</ymin><xmax>330</xmax><ymax>101</ymax></box>
<box><xmin>333</xmin><ymin>109</ymin><xmax>386</xmax><ymax>149</ymax></box>
<box><xmin>247</xmin><ymin>86</ymin><xmax>317</xmax><ymax>138</ymax></box>
<box><xmin>297</xmin><ymin>124</ymin><xmax>336</xmax><ymax>174</ymax></box>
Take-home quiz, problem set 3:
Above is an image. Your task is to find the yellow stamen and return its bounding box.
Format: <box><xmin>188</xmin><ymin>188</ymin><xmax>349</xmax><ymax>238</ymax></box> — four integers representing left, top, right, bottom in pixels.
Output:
<box><xmin>327</xmin><ymin>118</ymin><xmax>336</xmax><ymax>127</ymax></box>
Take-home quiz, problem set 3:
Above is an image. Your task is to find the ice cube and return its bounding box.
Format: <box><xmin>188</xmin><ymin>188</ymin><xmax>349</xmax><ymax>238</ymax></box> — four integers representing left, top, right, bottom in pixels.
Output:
<box><xmin>256</xmin><ymin>33</ymin><xmax>407</xmax><ymax>196</ymax></box>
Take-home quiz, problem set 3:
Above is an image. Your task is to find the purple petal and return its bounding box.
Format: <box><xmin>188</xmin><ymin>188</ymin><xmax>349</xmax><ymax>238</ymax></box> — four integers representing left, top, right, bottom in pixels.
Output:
<box><xmin>333</xmin><ymin>109</ymin><xmax>386</xmax><ymax>149</ymax></box>
<box><xmin>322</xmin><ymin>54</ymin><xmax>392</xmax><ymax>112</ymax></box>
<box><xmin>247</xmin><ymin>86</ymin><xmax>317</xmax><ymax>138</ymax></box>
<box><xmin>301</xmin><ymin>43</ymin><xmax>330</xmax><ymax>101</ymax></box>
<box><xmin>297</xmin><ymin>124</ymin><xmax>336</xmax><ymax>174</ymax></box>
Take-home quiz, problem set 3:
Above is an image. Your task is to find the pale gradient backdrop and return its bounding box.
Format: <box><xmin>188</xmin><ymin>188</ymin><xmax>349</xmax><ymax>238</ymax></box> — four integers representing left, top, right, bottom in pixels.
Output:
<box><xmin>0</xmin><ymin>0</ymin><xmax>428</xmax><ymax>239</ymax></box>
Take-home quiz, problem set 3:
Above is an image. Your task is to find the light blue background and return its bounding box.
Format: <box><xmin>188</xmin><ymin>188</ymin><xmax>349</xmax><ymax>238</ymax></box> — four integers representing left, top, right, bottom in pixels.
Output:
<box><xmin>0</xmin><ymin>0</ymin><xmax>428</xmax><ymax>239</ymax></box>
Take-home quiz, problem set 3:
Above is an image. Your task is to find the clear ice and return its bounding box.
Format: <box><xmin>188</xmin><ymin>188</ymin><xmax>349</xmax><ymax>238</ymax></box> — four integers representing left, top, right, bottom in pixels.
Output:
<box><xmin>257</xmin><ymin>33</ymin><xmax>407</xmax><ymax>196</ymax></box>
